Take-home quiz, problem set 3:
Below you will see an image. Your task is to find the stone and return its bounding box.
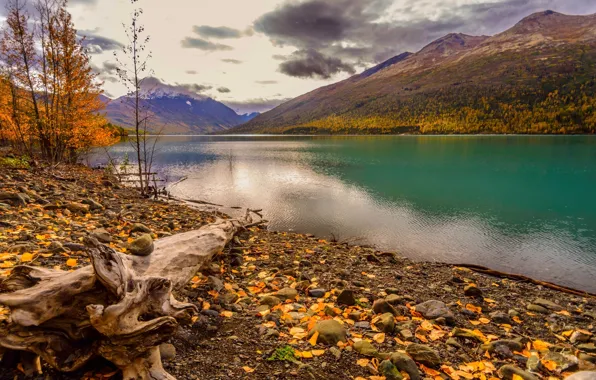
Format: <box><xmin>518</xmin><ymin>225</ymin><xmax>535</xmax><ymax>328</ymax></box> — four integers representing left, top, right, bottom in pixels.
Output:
<box><xmin>208</xmin><ymin>276</ymin><xmax>224</xmax><ymax>291</ymax></box>
<box><xmin>353</xmin><ymin>340</ymin><xmax>378</xmax><ymax>357</ymax></box>
<box><xmin>389</xmin><ymin>353</ymin><xmax>420</xmax><ymax>380</ymax></box>
<box><xmin>63</xmin><ymin>242</ymin><xmax>86</xmax><ymax>252</ymax></box>
<box><xmin>527</xmin><ymin>304</ymin><xmax>549</xmax><ymax>314</ymax></box>
<box><xmin>565</xmin><ymin>372</ymin><xmax>596</xmax><ymax>380</ymax></box>
<box><xmin>498</xmin><ymin>365</ymin><xmax>540</xmax><ymax>380</ymax></box>
<box><xmin>464</xmin><ymin>285</ymin><xmax>483</xmax><ymax>298</ymax></box>
<box><xmin>385</xmin><ymin>294</ymin><xmax>402</xmax><ymax>305</ymax></box>
<box><xmin>130</xmin><ymin>223</ymin><xmax>152</xmax><ymax>234</ymax></box>
<box><xmin>542</xmin><ymin>351</ymin><xmax>579</xmax><ymax>372</ymax></box>
<box><xmin>374</xmin><ymin>312</ymin><xmax>395</xmax><ymax>333</ymax></box>
<box><xmin>308</xmin><ymin>288</ymin><xmax>326</xmax><ymax>298</ymax></box>
<box><xmin>400</xmin><ymin>329</ymin><xmax>413</xmax><ymax>340</ymax></box>
<box><xmin>414</xmin><ymin>300</ymin><xmax>454</xmax><ymax>323</ymax></box>
<box><xmin>337</xmin><ymin>289</ymin><xmax>356</xmax><ymax>306</ymax></box>
<box><xmin>571</xmin><ymin>330</ymin><xmax>593</xmax><ymax>344</ymax></box>
<box><xmin>275</xmin><ymin>287</ymin><xmax>298</xmax><ymax>301</ymax></box>
<box><xmin>373</xmin><ymin>299</ymin><xmax>398</xmax><ymax>316</ymax></box>
<box><xmin>91</xmin><ymin>228</ymin><xmax>112</xmax><ymax>243</ymax></box>
<box><xmin>329</xmin><ymin>347</ymin><xmax>341</xmax><ymax>360</ymax></box>
<box><xmin>533</xmin><ymin>298</ymin><xmax>564</xmax><ymax>311</ymax></box>
<box><xmin>481</xmin><ymin>339</ymin><xmax>523</xmax><ymax>353</ymax></box>
<box><xmin>405</xmin><ymin>344</ymin><xmax>442</xmax><ymax>367</ymax></box>
<box><xmin>308</xmin><ymin>320</ymin><xmax>347</xmax><ymax>345</ymax></box>
<box><xmin>446</xmin><ymin>338</ymin><xmax>462</xmax><ymax>349</ymax></box>
<box><xmin>578</xmin><ymin>344</ymin><xmax>596</xmax><ymax>354</ymax></box>
<box><xmin>220</xmin><ymin>292</ymin><xmax>239</xmax><ymax>304</ymax></box>
<box><xmin>379</xmin><ymin>360</ymin><xmax>403</xmax><ymax>380</ymax></box>
<box><xmin>354</xmin><ymin>321</ymin><xmax>371</xmax><ymax>330</ymax></box>
<box><xmin>48</xmin><ymin>241</ymin><xmax>68</xmax><ymax>253</ymax></box>
<box><xmin>7</xmin><ymin>243</ymin><xmax>37</xmax><ymax>253</ymax></box>
<box><xmin>159</xmin><ymin>343</ymin><xmax>176</xmax><ymax>360</ymax></box>
<box><xmin>127</xmin><ymin>234</ymin><xmax>154</xmax><ymax>256</ymax></box>
<box><xmin>0</xmin><ymin>192</ymin><xmax>26</xmax><ymax>206</ymax></box>
<box><xmin>260</xmin><ymin>295</ymin><xmax>282</xmax><ymax>308</ymax></box>
<box><xmin>66</xmin><ymin>202</ymin><xmax>89</xmax><ymax>214</ymax></box>
<box><xmin>386</xmin><ymin>287</ymin><xmax>400</xmax><ymax>295</ymax></box>
<box><xmin>82</xmin><ymin>198</ymin><xmax>104</xmax><ymax>210</ymax></box>
<box><xmin>526</xmin><ymin>352</ymin><xmax>541</xmax><ymax>373</ymax></box>
<box><xmin>489</xmin><ymin>311</ymin><xmax>511</xmax><ymax>324</ymax></box>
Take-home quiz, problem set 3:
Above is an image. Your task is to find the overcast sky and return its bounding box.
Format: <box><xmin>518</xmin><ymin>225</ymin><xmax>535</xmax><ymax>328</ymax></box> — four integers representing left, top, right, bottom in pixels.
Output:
<box><xmin>8</xmin><ymin>0</ymin><xmax>596</xmax><ymax>113</ymax></box>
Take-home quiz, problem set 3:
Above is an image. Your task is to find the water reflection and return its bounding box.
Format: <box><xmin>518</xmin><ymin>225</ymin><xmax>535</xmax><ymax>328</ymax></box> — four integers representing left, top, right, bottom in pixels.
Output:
<box><xmin>93</xmin><ymin>135</ymin><xmax>596</xmax><ymax>292</ymax></box>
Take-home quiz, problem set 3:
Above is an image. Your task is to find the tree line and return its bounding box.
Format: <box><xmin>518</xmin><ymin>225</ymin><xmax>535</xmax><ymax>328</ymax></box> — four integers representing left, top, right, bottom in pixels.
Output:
<box><xmin>0</xmin><ymin>0</ymin><xmax>115</xmax><ymax>163</ymax></box>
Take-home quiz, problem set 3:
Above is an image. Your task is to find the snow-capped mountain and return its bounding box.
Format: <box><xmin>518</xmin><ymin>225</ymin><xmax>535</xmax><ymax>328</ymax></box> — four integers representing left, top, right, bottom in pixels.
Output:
<box><xmin>103</xmin><ymin>77</ymin><xmax>258</xmax><ymax>134</ymax></box>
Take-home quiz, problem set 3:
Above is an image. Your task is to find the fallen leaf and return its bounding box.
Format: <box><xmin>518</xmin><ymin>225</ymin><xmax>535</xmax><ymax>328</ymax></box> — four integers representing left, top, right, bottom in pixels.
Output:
<box><xmin>541</xmin><ymin>360</ymin><xmax>558</xmax><ymax>371</ymax></box>
<box><xmin>466</xmin><ymin>304</ymin><xmax>482</xmax><ymax>314</ymax></box>
<box><xmin>221</xmin><ymin>311</ymin><xmax>233</xmax><ymax>318</ymax></box>
<box><xmin>242</xmin><ymin>366</ymin><xmax>255</xmax><ymax>373</ymax></box>
<box><xmin>373</xmin><ymin>333</ymin><xmax>386</xmax><ymax>343</ymax></box>
<box><xmin>312</xmin><ymin>349</ymin><xmax>325</xmax><ymax>356</ymax></box>
<box><xmin>357</xmin><ymin>358</ymin><xmax>370</xmax><ymax>367</ymax></box>
<box><xmin>66</xmin><ymin>258</ymin><xmax>77</xmax><ymax>267</ymax></box>
<box><xmin>532</xmin><ymin>340</ymin><xmax>552</xmax><ymax>351</ymax></box>
<box><xmin>420</xmin><ymin>364</ymin><xmax>441</xmax><ymax>376</ymax></box>
<box><xmin>309</xmin><ymin>331</ymin><xmax>319</xmax><ymax>346</ymax></box>
<box><xmin>20</xmin><ymin>253</ymin><xmax>34</xmax><ymax>262</ymax></box>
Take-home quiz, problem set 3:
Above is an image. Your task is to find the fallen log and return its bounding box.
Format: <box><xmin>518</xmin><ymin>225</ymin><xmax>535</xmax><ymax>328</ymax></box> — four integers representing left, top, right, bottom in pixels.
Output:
<box><xmin>0</xmin><ymin>219</ymin><xmax>241</xmax><ymax>379</ymax></box>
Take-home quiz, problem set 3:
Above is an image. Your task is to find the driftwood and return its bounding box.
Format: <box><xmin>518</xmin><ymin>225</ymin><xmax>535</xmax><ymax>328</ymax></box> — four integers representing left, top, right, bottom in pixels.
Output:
<box><xmin>0</xmin><ymin>219</ymin><xmax>241</xmax><ymax>379</ymax></box>
<box><xmin>454</xmin><ymin>263</ymin><xmax>596</xmax><ymax>297</ymax></box>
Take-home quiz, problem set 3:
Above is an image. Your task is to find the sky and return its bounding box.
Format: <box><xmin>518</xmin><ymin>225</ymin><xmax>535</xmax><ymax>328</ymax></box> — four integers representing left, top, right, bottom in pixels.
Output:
<box><xmin>4</xmin><ymin>0</ymin><xmax>596</xmax><ymax>113</ymax></box>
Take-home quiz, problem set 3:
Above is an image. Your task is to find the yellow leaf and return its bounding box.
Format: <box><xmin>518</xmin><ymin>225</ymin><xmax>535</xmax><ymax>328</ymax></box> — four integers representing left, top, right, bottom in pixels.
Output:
<box><xmin>430</xmin><ymin>330</ymin><xmax>447</xmax><ymax>341</ymax></box>
<box><xmin>466</xmin><ymin>304</ymin><xmax>482</xmax><ymax>314</ymax></box>
<box><xmin>512</xmin><ymin>316</ymin><xmax>522</xmax><ymax>324</ymax></box>
<box><xmin>478</xmin><ymin>318</ymin><xmax>490</xmax><ymax>324</ymax></box>
<box><xmin>532</xmin><ymin>340</ymin><xmax>552</xmax><ymax>351</ymax></box>
<box><xmin>556</xmin><ymin>310</ymin><xmax>571</xmax><ymax>316</ymax></box>
<box><xmin>309</xmin><ymin>331</ymin><xmax>319</xmax><ymax>346</ymax></box>
<box><xmin>561</xmin><ymin>330</ymin><xmax>574</xmax><ymax>337</ymax></box>
<box><xmin>66</xmin><ymin>258</ymin><xmax>77</xmax><ymax>267</ymax></box>
<box><xmin>0</xmin><ymin>261</ymin><xmax>15</xmax><ymax>268</ymax></box>
<box><xmin>242</xmin><ymin>366</ymin><xmax>255</xmax><ymax>373</ymax></box>
<box><xmin>20</xmin><ymin>253</ymin><xmax>34</xmax><ymax>262</ymax></box>
<box><xmin>512</xmin><ymin>375</ymin><xmax>524</xmax><ymax>380</ymax></box>
<box><xmin>373</xmin><ymin>333</ymin><xmax>386</xmax><ymax>343</ymax></box>
<box><xmin>312</xmin><ymin>349</ymin><xmax>325</xmax><ymax>356</ymax></box>
<box><xmin>541</xmin><ymin>360</ymin><xmax>558</xmax><ymax>371</ymax></box>
<box><xmin>221</xmin><ymin>311</ymin><xmax>233</xmax><ymax>318</ymax></box>
<box><xmin>301</xmin><ymin>351</ymin><xmax>313</xmax><ymax>359</ymax></box>
<box><xmin>356</xmin><ymin>358</ymin><xmax>370</xmax><ymax>367</ymax></box>
<box><xmin>470</xmin><ymin>320</ymin><xmax>481</xmax><ymax>326</ymax></box>
<box><xmin>420</xmin><ymin>364</ymin><xmax>441</xmax><ymax>376</ymax></box>
<box><xmin>290</xmin><ymin>327</ymin><xmax>307</xmax><ymax>339</ymax></box>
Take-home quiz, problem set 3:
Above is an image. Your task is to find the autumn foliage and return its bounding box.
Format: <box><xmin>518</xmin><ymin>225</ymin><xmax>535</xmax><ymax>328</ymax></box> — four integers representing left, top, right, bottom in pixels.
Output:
<box><xmin>0</xmin><ymin>0</ymin><xmax>115</xmax><ymax>163</ymax></box>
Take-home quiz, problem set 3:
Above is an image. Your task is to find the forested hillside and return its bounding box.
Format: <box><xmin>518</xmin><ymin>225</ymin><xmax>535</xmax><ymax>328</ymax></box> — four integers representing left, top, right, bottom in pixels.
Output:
<box><xmin>232</xmin><ymin>11</ymin><xmax>596</xmax><ymax>135</ymax></box>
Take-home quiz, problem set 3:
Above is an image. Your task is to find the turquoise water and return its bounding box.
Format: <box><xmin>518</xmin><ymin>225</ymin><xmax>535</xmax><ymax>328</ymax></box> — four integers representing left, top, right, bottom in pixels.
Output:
<box><xmin>95</xmin><ymin>136</ymin><xmax>596</xmax><ymax>292</ymax></box>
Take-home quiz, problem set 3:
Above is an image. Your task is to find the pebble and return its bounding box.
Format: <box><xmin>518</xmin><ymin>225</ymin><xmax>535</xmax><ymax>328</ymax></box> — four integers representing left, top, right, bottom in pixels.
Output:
<box><xmin>337</xmin><ymin>289</ymin><xmax>356</xmax><ymax>306</ymax></box>
<box><xmin>498</xmin><ymin>364</ymin><xmax>540</xmax><ymax>380</ymax></box>
<box><xmin>527</xmin><ymin>304</ymin><xmax>549</xmax><ymax>314</ymax></box>
<box><xmin>353</xmin><ymin>340</ymin><xmax>378</xmax><ymax>357</ymax></box>
<box><xmin>259</xmin><ymin>295</ymin><xmax>282</xmax><ymax>307</ymax></box>
<box><xmin>91</xmin><ymin>228</ymin><xmax>112</xmax><ymax>243</ymax></box>
<box><xmin>374</xmin><ymin>312</ymin><xmax>395</xmax><ymax>333</ymax></box>
<box><xmin>379</xmin><ymin>359</ymin><xmax>402</xmax><ymax>380</ymax></box>
<box><xmin>275</xmin><ymin>287</ymin><xmax>298</xmax><ymax>301</ymax></box>
<box><xmin>389</xmin><ymin>352</ymin><xmax>420</xmax><ymax>380</ymax></box>
<box><xmin>159</xmin><ymin>343</ymin><xmax>176</xmax><ymax>360</ymax></box>
<box><xmin>130</xmin><ymin>223</ymin><xmax>152</xmax><ymax>233</ymax></box>
<box><xmin>127</xmin><ymin>234</ymin><xmax>154</xmax><ymax>256</ymax></box>
<box><xmin>373</xmin><ymin>299</ymin><xmax>398</xmax><ymax>316</ymax></box>
<box><xmin>464</xmin><ymin>285</ymin><xmax>483</xmax><ymax>298</ymax></box>
<box><xmin>308</xmin><ymin>288</ymin><xmax>326</xmax><ymax>298</ymax></box>
<box><xmin>414</xmin><ymin>300</ymin><xmax>455</xmax><ymax>324</ymax></box>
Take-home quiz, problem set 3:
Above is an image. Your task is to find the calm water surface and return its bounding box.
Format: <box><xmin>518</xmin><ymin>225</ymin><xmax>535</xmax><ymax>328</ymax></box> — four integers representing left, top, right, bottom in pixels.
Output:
<box><xmin>95</xmin><ymin>136</ymin><xmax>596</xmax><ymax>292</ymax></box>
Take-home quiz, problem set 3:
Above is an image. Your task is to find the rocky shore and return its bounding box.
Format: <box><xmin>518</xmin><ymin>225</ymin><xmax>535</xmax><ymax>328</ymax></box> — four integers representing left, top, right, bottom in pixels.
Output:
<box><xmin>0</xmin><ymin>161</ymin><xmax>595</xmax><ymax>380</ymax></box>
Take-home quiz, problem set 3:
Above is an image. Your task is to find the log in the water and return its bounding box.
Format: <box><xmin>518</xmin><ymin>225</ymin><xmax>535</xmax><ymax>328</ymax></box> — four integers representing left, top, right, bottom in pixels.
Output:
<box><xmin>0</xmin><ymin>219</ymin><xmax>240</xmax><ymax>380</ymax></box>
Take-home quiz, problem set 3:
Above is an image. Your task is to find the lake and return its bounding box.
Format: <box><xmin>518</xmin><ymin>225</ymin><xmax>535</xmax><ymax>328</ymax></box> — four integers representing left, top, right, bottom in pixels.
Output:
<box><xmin>94</xmin><ymin>135</ymin><xmax>596</xmax><ymax>292</ymax></box>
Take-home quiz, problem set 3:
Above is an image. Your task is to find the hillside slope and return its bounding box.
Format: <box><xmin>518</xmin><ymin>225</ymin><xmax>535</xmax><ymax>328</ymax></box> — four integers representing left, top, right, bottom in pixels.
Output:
<box><xmin>232</xmin><ymin>11</ymin><xmax>596</xmax><ymax>135</ymax></box>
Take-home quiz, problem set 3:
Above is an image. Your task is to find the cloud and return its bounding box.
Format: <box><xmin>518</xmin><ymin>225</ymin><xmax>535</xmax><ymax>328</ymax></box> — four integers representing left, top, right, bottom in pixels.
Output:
<box><xmin>176</xmin><ymin>83</ymin><xmax>213</xmax><ymax>93</ymax></box>
<box><xmin>181</xmin><ymin>37</ymin><xmax>233</xmax><ymax>51</ymax></box>
<box><xmin>256</xmin><ymin>80</ymin><xmax>278</xmax><ymax>84</ymax></box>
<box><xmin>78</xmin><ymin>31</ymin><xmax>123</xmax><ymax>54</ymax></box>
<box><xmin>279</xmin><ymin>49</ymin><xmax>355</xmax><ymax>79</ymax></box>
<box><xmin>217</xmin><ymin>87</ymin><xmax>231</xmax><ymax>93</ymax></box>
<box><xmin>272</xmin><ymin>54</ymin><xmax>288</xmax><ymax>61</ymax></box>
<box><xmin>221</xmin><ymin>58</ymin><xmax>243</xmax><ymax>64</ymax></box>
<box><xmin>254</xmin><ymin>0</ymin><xmax>596</xmax><ymax>78</ymax></box>
<box><xmin>193</xmin><ymin>25</ymin><xmax>243</xmax><ymax>39</ymax></box>
<box><xmin>223</xmin><ymin>97</ymin><xmax>292</xmax><ymax>114</ymax></box>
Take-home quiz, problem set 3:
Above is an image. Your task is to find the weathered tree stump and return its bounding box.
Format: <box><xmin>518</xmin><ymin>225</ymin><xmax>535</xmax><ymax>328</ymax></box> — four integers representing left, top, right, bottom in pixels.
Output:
<box><xmin>0</xmin><ymin>219</ymin><xmax>240</xmax><ymax>379</ymax></box>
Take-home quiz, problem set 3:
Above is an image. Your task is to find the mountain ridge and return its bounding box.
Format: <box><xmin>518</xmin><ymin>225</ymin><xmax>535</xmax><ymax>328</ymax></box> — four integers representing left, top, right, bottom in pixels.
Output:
<box><xmin>230</xmin><ymin>10</ymin><xmax>596</xmax><ymax>135</ymax></box>
<box><xmin>102</xmin><ymin>78</ymin><xmax>259</xmax><ymax>134</ymax></box>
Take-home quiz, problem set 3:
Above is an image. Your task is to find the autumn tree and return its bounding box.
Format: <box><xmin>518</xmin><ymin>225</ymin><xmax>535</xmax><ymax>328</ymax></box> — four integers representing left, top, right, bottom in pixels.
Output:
<box><xmin>0</xmin><ymin>0</ymin><xmax>114</xmax><ymax>163</ymax></box>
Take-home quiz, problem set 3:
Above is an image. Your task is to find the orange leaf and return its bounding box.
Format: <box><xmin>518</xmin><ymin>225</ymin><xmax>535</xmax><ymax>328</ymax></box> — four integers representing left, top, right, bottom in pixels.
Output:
<box><xmin>312</xmin><ymin>349</ymin><xmax>325</xmax><ymax>356</ymax></box>
<box><xmin>309</xmin><ymin>331</ymin><xmax>319</xmax><ymax>346</ymax></box>
<box><xmin>532</xmin><ymin>340</ymin><xmax>551</xmax><ymax>351</ymax></box>
<box><xmin>242</xmin><ymin>366</ymin><xmax>255</xmax><ymax>373</ymax></box>
<box><xmin>356</xmin><ymin>358</ymin><xmax>370</xmax><ymax>367</ymax></box>
<box><xmin>20</xmin><ymin>253</ymin><xmax>34</xmax><ymax>262</ymax></box>
<box><xmin>420</xmin><ymin>364</ymin><xmax>441</xmax><ymax>376</ymax></box>
<box><xmin>373</xmin><ymin>333</ymin><xmax>386</xmax><ymax>343</ymax></box>
<box><xmin>466</xmin><ymin>304</ymin><xmax>482</xmax><ymax>314</ymax></box>
<box><xmin>221</xmin><ymin>311</ymin><xmax>233</xmax><ymax>318</ymax></box>
<box><xmin>66</xmin><ymin>258</ymin><xmax>77</xmax><ymax>267</ymax></box>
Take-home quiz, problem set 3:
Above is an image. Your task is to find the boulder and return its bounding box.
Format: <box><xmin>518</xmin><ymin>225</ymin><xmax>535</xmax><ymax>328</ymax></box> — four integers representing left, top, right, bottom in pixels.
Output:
<box><xmin>414</xmin><ymin>300</ymin><xmax>454</xmax><ymax>323</ymax></box>
<box><xmin>92</xmin><ymin>228</ymin><xmax>112</xmax><ymax>243</ymax></box>
<box><xmin>353</xmin><ymin>340</ymin><xmax>378</xmax><ymax>357</ymax></box>
<box><xmin>259</xmin><ymin>295</ymin><xmax>282</xmax><ymax>308</ymax></box>
<box><xmin>337</xmin><ymin>289</ymin><xmax>356</xmax><ymax>306</ymax></box>
<box><xmin>308</xmin><ymin>320</ymin><xmax>347</xmax><ymax>345</ymax></box>
<box><xmin>565</xmin><ymin>372</ymin><xmax>596</xmax><ymax>380</ymax></box>
<box><xmin>464</xmin><ymin>285</ymin><xmax>483</xmax><ymax>298</ymax></box>
<box><xmin>159</xmin><ymin>343</ymin><xmax>176</xmax><ymax>360</ymax></box>
<box><xmin>405</xmin><ymin>344</ymin><xmax>442</xmax><ymax>367</ymax></box>
<box><xmin>130</xmin><ymin>223</ymin><xmax>152</xmax><ymax>234</ymax></box>
<box><xmin>379</xmin><ymin>360</ymin><xmax>403</xmax><ymax>380</ymax></box>
<box><xmin>128</xmin><ymin>234</ymin><xmax>154</xmax><ymax>256</ymax></box>
<box><xmin>373</xmin><ymin>299</ymin><xmax>398</xmax><ymax>316</ymax></box>
<box><xmin>275</xmin><ymin>287</ymin><xmax>298</xmax><ymax>301</ymax></box>
<box><xmin>389</xmin><ymin>352</ymin><xmax>420</xmax><ymax>380</ymax></box>
<box><xmin>533</xmin><ymin>298</ymin><xmax>564</xmax><ymax>311</ymax></box>
<box><xmin>66</xmin><ymin>202</ymin><xmax>89</xmax><ymax>214</ymax></box>
<box><xmin>374</xmin><ymin>313</ymin><xmax>395</xmax><ymax>333</ymax></box>
<box><xmin>497</xmin><ymin>365</ymin><xmax>539</xmax><ymax>380</ymax></box>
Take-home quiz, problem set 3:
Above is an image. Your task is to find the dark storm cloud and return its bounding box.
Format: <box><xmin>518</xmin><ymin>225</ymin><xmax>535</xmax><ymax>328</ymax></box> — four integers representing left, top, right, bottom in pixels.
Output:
<box><xmin>279</xmin><ymin>49</ymin><xmax>355</xmax><ymax>79</ymax></box>
<box><xmin>180</xmin><ymin>37</ymin><xmax>233</xmax><ymax>51</ymax></box>
<box><xmin>256</xmin><ymin>80</ymin><xmax>278</xmax><ymax>84</ymax></box>
<box><xmin>221</xmin><ymin>58</ymin><xmax>243</xmax><ymax>64</ymax></box>
<box><xmin>255</xmin><ymin>0</ymin><xmax>596</xmax><ymax>79</ymax></box>
<box><xmin>217</xmin><ymin>87</ymin><xmax>231</xmax><ymax>93</ymax></box>
<box><xmin>223</xmin><ymin>97</ymin><xmax>292</xmax><ymax>114</ymax></box>
<box><xmin>78</xmin><ymin>31</ymin><xmax>123</xmax><ymax>54</ymax></box>
<box><xmin>193</xmin><ymin>25</ymin><xmax>243</xmax><ymax>39</ymax></box>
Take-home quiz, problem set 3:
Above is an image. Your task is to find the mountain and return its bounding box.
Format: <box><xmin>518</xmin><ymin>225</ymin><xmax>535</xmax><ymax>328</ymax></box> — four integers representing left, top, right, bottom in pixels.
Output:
<box><xmin>231</xmin><ymin>11</ymin><xmax>596</xmax><ymax>135</ymax></box>
<box><xmin>102</xmin><ymin>78</ymin><xmax>258</xmax><ymax>134</ymax></box>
